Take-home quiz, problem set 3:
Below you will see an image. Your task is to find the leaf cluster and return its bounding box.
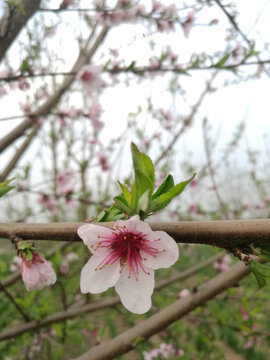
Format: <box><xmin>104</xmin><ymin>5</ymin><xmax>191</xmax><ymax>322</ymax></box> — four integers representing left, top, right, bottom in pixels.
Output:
<box><xmin>96</xmin><ymin>143</ymin><xmax>195</xmax><ymax>221</ymax></box>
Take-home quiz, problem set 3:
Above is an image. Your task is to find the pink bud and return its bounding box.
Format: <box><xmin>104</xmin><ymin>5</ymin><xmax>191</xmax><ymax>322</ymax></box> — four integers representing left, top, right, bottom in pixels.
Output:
<box><xmin>178</xmin><ymin>289</ymin><xmax>191</xmax><ymax>298</ymax></box>
<box><xmin>21</xmin><ymin>252</ymin><xmax>57</xmax><ymax>291</ymax></box>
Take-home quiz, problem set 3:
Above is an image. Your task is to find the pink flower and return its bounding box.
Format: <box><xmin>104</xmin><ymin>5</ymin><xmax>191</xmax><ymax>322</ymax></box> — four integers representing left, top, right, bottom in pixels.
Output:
<box><xmin>240</xmin><ymin>306</ymin><xmax>249</xmax><ymax>321</ymax></box>
<box><xmin>98</xmin><ymin>151</ymin><xmax>109</xmax><ymax>171</ymax></box>
<box><xmin>178</xmin><ymin>288</ymin><xmax>190</xmax><ymax>299</ymax></box>
<box><xmin>88</xmin><ymin>103</ymin><xmax>102</xmax><ymax>121</ymax></box>
<box><xmin>189</xmin><ymin>204</ymin><xmax>197</xmax><ymax>214</ymax></box>
<box><xmin>56</xmin><ymin>168</ymin><xmax>74</xmax><ymax>195</ymax></box>
<box><xmin>10</xmin><ymin>256</ymin><xmax>22</xmax><ymax>272</ymax></box>
<box><xmin>21</xmin><ymin>252</ymin><xmax>57</xmax><ymax>291</ymax></box>
<box><xmin>182</xmin><ymin>11</ymin><xmax>195</xmax><ymax>37</ymax></box>
<box><xmin>214</xmin><ymin>255</ymin><xmax>231</xmax><ymax>272</ymax></box>
<box><xmin>38</xmin><ymin>194</ymin><xmax>58</xmax><ymax>214</ymax></box>
<box><xmin>243</xmin><ymin>340</ymin><xmax>253</xmax><ymax>349</ymax></box>
<box><xmin>60</xmin><ymin>262</ymin><xmax>69</xmax><ymax>275</ymax></box>
<box><xmin>18</xmin><ymin>76</ymin><xmax>30</xmax><ymax>91</ymax></box>
<box><xmin>78</xmin><ymin>65</ymin><xmax>104</xmax><ymax>94</ymax></box>
<box><xmin>78</xmin><ymin>215</ymin><xmax>179</xmax><ymax>314</ymax></box>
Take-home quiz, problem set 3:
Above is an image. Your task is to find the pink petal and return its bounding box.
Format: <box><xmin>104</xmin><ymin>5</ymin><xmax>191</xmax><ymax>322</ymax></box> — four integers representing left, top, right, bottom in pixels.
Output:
<box><xmin>114</xmin><ymin>215</ymin><xmax>152</xmax><ymax>235</ymax></box>
<box><xmin>115</xmin><ymin>267</ymin><xmax>154</xmax><ymax>314</ymax></box>
<box><xmin>143</xmin><ymin>231</ymin><xmax>179</xmax><ymax>270</ymax></box>
<box><xmin>36</xmin><ymin>262</ymin><xmax>57</xmax><ymax>287</ymax></box>
<box><xmin>80</xmin><ymin>255</ymin><xmax>121</xmax><ymax>294</ymax></box>
<box><xmin>77</xmin><ymin>224</ymin><xmax>114</xmax><ymax>255</ymax></box>
<box><xmin>22</xmin><ymin>265</ymin><xmax>40</xmax><ymax>291</ymax></box>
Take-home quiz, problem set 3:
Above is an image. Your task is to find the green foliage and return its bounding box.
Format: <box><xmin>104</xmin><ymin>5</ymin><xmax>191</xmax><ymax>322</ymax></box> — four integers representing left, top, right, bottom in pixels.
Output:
<box><xmin>248</xmin><ymin>261</ymin><xmax>270</xmax><ymax>288</ymax></box>
<box><xmin>96</xmin><ymin>143</ymin><xmax>195</xmax><ymax>221</ymax></box>
<box><xmin>0</xmin><ymin>178</ymin><xmax>14</xmax><ymax>198</ymax></box>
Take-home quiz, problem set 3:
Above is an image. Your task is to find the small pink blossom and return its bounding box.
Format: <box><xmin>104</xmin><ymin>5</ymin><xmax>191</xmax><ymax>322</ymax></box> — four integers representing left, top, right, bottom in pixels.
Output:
<box><xmin>66</xmin><ymin>252</ymin><xmax>79</xmax><ymax>262</ymax></box>
<box><xmin>78</xmin><ymin>215</ymin><xmax>179</xmax><ymax>314</ymax></box>
<box><xmin>38</xmin><ymin>194</ymin><xmax>58</xmax><ymax>214</ymax></box>
<box><xmin>78</xmin><ymin>65</ymin><xmax>104</xmax><ymax>94</ymax></box>
<box><xmin>142</xmin><ymin>138</ymin><xmax>150</xmax><ymax>147</ymax></box>
<box><xmin>240</xmin><ymin>306</ymin><xmax>249</xmax><ymax>321</ymax></box>
<box><xmin>189</xmin><ymin>204</ymin><xmax>197</xmax><ymax>214</ymax></box>
<box><xmin>10</xmin><ymin>256</ymin><xmax>22</xmax><ymax>272</ymax></box>
<box><xmin>157</xmin><ymin>20</ymin><xmax>175</xmax><ymax>32</ymax></box>
<box><xmin>152</xmin><ymin>1</ymin><xmax>162</xmax><ymax>12</ymax></box>
<box><xmin>88</xmin><ymin>103</ymin><xmax>102</xmax><ymax>121</ymax></box>
<box><xmin>60</xmin><ymin>262</ymin><xmax>69</xmax><ymax>275</ymax></box>
<box><xmin>242</xmin><ymin>200</ymin><xmax>251</xmax><ymax>210</ymax></box>
<box><xmin>214</xmin><ymin>255</ymin><xmax>231</xmax><ymax>272</ymax></box>
<box><xmin>256</xmin><ymin>202</ymin><xmax>266</xmax><ymax>211</ymax></box>
<box><xmin>190</xmin><ymin>179</ymin><xmax>198</xmax><ymax>188</ymax></box>
<box><xmin>18</xmin><ymin>76</ymin><xmax>30</xmax><ymax>91</ymax></box>
<box><xmin>20</xmin><ymin>102</ymin><xmax>31</xmax><ymax>114</ymax></box>
<box><xmin>21</xmin><ymin>252</ymin><xmax>57</xmax><ymax>291</ymax></box>
<box><xmin>56</xmin><ymin>168</ymin><xmax>74</xmax><ymax>195</ymax></box>
<box><xmin>98</xmin><ymin>151</ymin><xmax>110</xmax><ymax>171</ymax></box>
<box><xmin>67</xmin><ymin>106</ymin><xmax>81</xmax><ymax>119</ymax></box>
<box><xmin>178</xmin><ymin>288</ymin><xmax>191</xmax><ymax>299</ymax></box>
<box><xmin>182</xmin><ymin>11</ymin><xmax>195</xmax><ymax>37</ymax></box>
<box><xmin>243</xmin><ymin>340</ymin><xmax>253</xmax><ymax>349</ymax></box>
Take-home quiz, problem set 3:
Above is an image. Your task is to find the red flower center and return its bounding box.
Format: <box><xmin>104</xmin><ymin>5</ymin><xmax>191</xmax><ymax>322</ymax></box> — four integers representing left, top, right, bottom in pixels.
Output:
<box><xmin>94</xmin><ymin>225</ymin><xmax>163</xmax><ymax>279</ymax></box>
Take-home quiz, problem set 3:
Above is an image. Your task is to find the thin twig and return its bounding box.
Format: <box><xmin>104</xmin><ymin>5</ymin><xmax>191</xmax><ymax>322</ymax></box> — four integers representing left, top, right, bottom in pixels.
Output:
<box><xmin>202</xmin><ymin>118</ymin><xmax>229</xmax><ymax>219</ymax></box>
<box><xmin>0</xmin><ymin>282</ymin><xmax>31</xmax><ymax>322</ymax></box>
<box><xmin>154</xmin><ymin>72</ymin><xmax>217</xmax><ymax>165</ymax></box>
<box><xmin>1</xmin><ymin>59</ymin><xmax>270</xmax><ymax>83</ymax></box>
<box><xmin>0</xmin><ymin>250</ymin><xmax>228</xmax><ymax>341</ymax></box>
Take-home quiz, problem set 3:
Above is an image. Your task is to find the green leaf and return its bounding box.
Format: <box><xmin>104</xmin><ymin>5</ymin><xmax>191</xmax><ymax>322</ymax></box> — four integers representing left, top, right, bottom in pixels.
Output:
<box><xmin>20</xmin><ymin>59</ymin><xmax>31</xmax><ymax>73</ymax></box>
<box><xmin>131</xmin><ymin>143</ymin><xmax>155</xmax><ymax>212</ymax></box>
<box><xmin>152</xmin><ymin>174</ymin><xmax>174</xmax><ymax>199</ymax></box>
<box><xmin>213</xmin><ymin>53</ymin><xmax>230</xmax><ymax>68</ymax></box>
<box><xmin>118</xmin><ymin>181</ymin><xmax>132</xmax><ymax>205</ymax></box>
<box><xmin>149</xmin><ymin>173</ymin><xmax>196</xmax><ymax>212</ymax></box>
<box><xmin>96</xmin><ymin>205</ymin><xmax>126</xmax><ymax>222</ymax></box>
<box><xmin>0</xmin><ymin>178</ymin><xmax>14</xmax><ymax>198</ymax></box>
<box><xmin>248</xmin><ymin>260</ymin><xmax>270</xmax><ymax>288</ymax></box>
<box><xmin>113</xmin><ymin>195</ymin><xmax>132</xmax><ymax>215</ymax></box>
<box><xmin>137</xmin><ymin>190</ymin><xmax>150</xmax><ymax>212</ymax></box>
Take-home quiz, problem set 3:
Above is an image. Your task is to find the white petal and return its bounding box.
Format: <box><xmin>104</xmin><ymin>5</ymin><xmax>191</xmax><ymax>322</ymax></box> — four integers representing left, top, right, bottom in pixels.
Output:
<box><xmin>22</xmin><ymin>265</ymin><xmax>40</xmax><ymax>291</ymax></box>
<box><xmin>143</xmin><ymin>231</ymin><xmax>179</xmax><ymax>270</ymax></box>
<box><xmin>115</xmin><ymin>215</ymin><xmax>153</xmax><ymax>236</ymax></box>
<box><xmin>80</xmin><ymin>255</ymin><xmax>121</xmax><ymax>294</ymax></box>
<box><xmin>77</xmin><ymin>224</ymin><xmax>114</xmax><ymax>254</ymax></box>
<box><xmin>115</xmin><ymin>267</ymin><xmax>154</xmax><ymax>314</ymax></box>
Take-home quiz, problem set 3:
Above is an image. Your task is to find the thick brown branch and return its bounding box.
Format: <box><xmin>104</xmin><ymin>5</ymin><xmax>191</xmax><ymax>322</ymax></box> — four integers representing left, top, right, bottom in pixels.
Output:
<box><xmin>0</xmin><ymin>0</ymin><xmax>42</xmax><ymax>62</ymax></box>
<box><xmin>74</xmin><ymin>261</ymin><xmax>251</xmax><ymax>360</ymax></box>
<box><xmin>0</xmin><ymin>220</ymin><xmax>270</xmax><ymax>249</ymax></box>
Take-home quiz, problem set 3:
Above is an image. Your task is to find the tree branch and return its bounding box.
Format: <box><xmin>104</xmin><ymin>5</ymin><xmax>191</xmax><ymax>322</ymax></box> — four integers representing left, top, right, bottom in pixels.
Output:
<box><xmin>154</xmin><ymin>72</ymin><xmax>217</xmax><ymax>165</ymax></box>
<box><xmin>0</xmin><ymin>0</ymin><xmax>42</xmax><ymax>62</ymax></box>
<box><xmin>0</xmin><ymin>220</ymin><xmax>269</xmax><ymax>250</ymax></box>
<box><xmin>74</xmin><ymin>260</ymin><xmax>251</xmax><ymax>360</ymax></box>
<box><xmin>0</xmin><ymin>124</ymin><xmax>39</xmax><ymax>181</ymax></box>
<box><xmin>0</xmin><ymin>24</ymin><xmax>108</xmax><ymax>154</ymax></box>
<box><xmin>0</xmin><ymin>251</ymin><xmax>226</xmax><ymax>341</ymax></box>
